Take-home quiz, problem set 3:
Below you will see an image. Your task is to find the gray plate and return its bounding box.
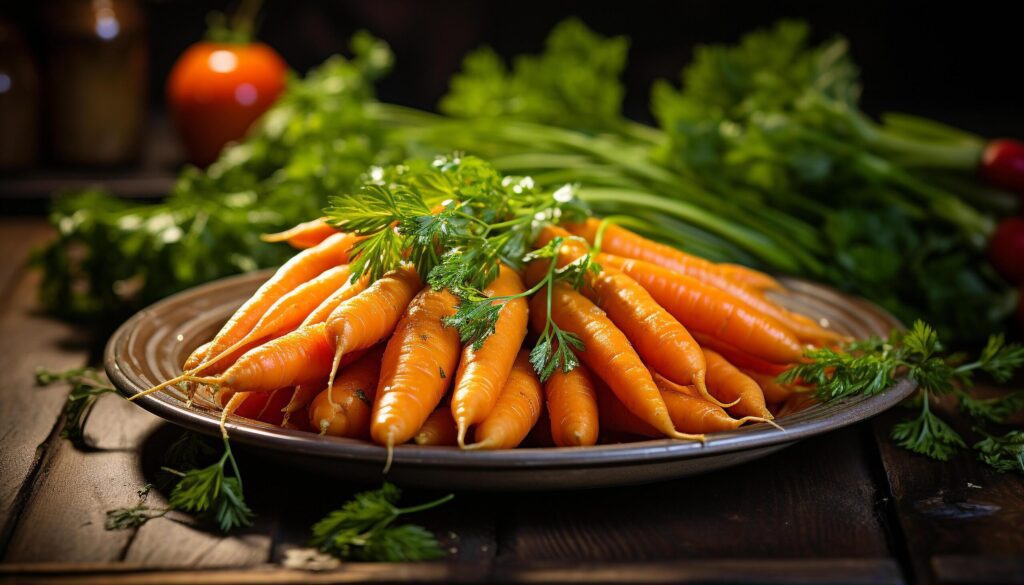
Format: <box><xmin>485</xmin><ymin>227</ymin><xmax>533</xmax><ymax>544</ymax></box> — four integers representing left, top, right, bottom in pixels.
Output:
<box><xmin>105</xmin><ymin>270</ymin><xmax>915</xmax><ymax>490</ymax></box>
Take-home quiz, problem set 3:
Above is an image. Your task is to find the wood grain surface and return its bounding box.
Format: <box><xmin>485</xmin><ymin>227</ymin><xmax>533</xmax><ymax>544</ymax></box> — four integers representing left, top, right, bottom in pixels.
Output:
<box><xmin>0</xmin><ymin>218</ymin><xmax>1021</xmax><ymax>585</ymax></box>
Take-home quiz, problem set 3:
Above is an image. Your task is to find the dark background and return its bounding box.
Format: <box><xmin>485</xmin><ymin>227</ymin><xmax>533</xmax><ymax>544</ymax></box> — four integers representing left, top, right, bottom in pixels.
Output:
<box><xmin>2</xmin><ymin>0</ymin><xmax>1022</xmax><ymax>198</ymax></box>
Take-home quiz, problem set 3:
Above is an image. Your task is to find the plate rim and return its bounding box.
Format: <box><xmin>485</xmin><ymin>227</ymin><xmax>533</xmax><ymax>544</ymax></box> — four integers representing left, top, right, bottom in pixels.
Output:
<box><xmin>104</xmin><ymin>270</ymin><xmax>917</xmax><ymax>471</ymax></box>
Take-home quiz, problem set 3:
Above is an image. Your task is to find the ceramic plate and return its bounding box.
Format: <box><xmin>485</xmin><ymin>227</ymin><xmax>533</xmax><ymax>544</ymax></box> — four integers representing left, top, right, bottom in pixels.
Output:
<box><xmin>105</xmin><ymin>270</ymin><xmax>915</xmax><ymax>490</ymax></box>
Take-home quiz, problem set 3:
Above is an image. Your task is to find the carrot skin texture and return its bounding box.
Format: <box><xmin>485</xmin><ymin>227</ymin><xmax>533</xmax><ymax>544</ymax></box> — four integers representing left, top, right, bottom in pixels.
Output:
<box><xmin>309</xmin><ymin>347</ymin><xmax>383</xmax><ymax>438</ymax></box>
<box><xmin>202</xmin><ymin>231</ymin><xmax>361</xmax><ymax>366</ymax></box>
<box><xmin>300</xmin><ymin>274</ymin><xmax>369</xmax><ymax>327</ymax></box>
<box><xmin>414</xmin><ymin>406</ymin><xmax>459</xmax><ymax>446</ymax></box>
<box><xmin>743</xmin><ymin>369</ymin><xmax>797</xmax><ymax>404</ymax></box>
<box><xmin>564</xmin><ymin>218</ymin><xmax>782</xmax><ymax>292</ymax></box>
<box><xmin>198</xmin><ymin>265</ymin><xmax>354</xmax><ymax>377</ymax></box>
<box><xmin>370</xmin><ymin>287</ymin><xmax>461</xmax><ymax>447</ymax></box>
<box><xmin>261</xmin><ymin>218</ymin><xmax>339</xmax><ymax>249</ymax></box>
<box><xmin>599</xmin><ymin>254</ymin><xmax>805</xmax><ymax>364</ymax></box>
<box><xmin>704</xmin><ymin>349</ymin><xmax>773</xmax><ymax>419</ymax></box>
<box><xmin>470</xmin><ymin>350</ymin><xmax>544</xmax><ymax>449</ymax></box>
<box><xmin>255</xmin><ymin>387</ymin><xmax>295</xmax><ymax>426</ymax></box>
<box><xmin>583</xmin><ymin>265</ymin><xmax>707</xmax><ymax>390</ymax></box>
<box><xmin>213</xmin><ymin>322</ymin><xmax>336</xmax><ymax>394</ymax></box>
<box><xmin>597</xmin><ymin>379</ymin><xmax>745</xmax><ymax>436</ymax></box>
<box><xmin>328</xmin><ymin>266</ymin><xmax>423</xmax><ymax>361</ymax></box>
<box><xmin>544</xmin><ymin>363</ymin><xmax>600</xmax><ymax>447</ymax></box>
<box><xmin>183</xmin><ymin>342</ymin><xmax>210</xmax><ymax>371</ymax></box>
<box><xmin>450</xmin><ymin>266</ymin><xmax>529</xmax><ymax>445</ymax></box>
<box><xmin>529</xmin><ymin>283</ymin><xmax>692</xmax><ymax>440</ymax></box>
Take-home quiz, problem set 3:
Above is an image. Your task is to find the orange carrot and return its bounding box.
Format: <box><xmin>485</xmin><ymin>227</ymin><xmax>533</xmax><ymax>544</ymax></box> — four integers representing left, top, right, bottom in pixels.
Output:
<box><xmin>261</xmin><ymin>218</ymin><xmax>339</xmax><ymax>250</ymax></box>
<box><xmin>564</xmin><ymin>218</ymin><xmax>783</xmax><ymax>292</ymax></box>
<box><xmin>414</xmin><ymin>405</ymin><xmax>459</xmax><ymax>446</ymax></box>
<box><xmin>544</xmin><ymin>362</ymin><xmax>599</xmax><ymax>447</ymax></box>
<box><xmin>326</xmin><ymin>266</ymin><xmax>423</xmax><ymax>396</ymax></box>
<box><xmin>194</xmin><ymin>265</ymin><xmax>354</xmax><ymax>377</ymax></box>
<box><xmin>191</xmin><ymin>323</ymin><xmax>338</xmax><ymax>397</ymax></box>
<box><xmin>282</xmin><ymin>407</ymin><xmax>314</xmax><ymax>432</ymax></box>
<box><xmin>370</xmin><ymin>287</ymin><xmax>461</xmax><ymax>449</ymax></box>
<box><xmin>450</xmin><ymin>265</ymin><xmax>528</xmax><ymax>446</ymax></box>
<box><xmin>691</xmin><ymin>333</ymin><xmax>793</xmax><ymax>376</ymax></box>
<box><xmin>309</xmin><ymin>347</ymin><xmax>384</xmax><ymax>438</ymax></box>
<box><xmin>467</xmin><ymin>350</ymin><xmax>543</xmax><ymax>450</ymax></box>
<box><xmin>742</xmin><ymin>369</ymin><xmax>796</xmax><ymax>404</ymax></box>
<box><xmin>182</xmin><ymin>342</ymin><xmax>210</xmax><ymax>371</ymax></box>
<box><xmin>281</xmin><ymin>350</ymin><xmax>366</xmax><ymax>423</ymax></box>
<box><xmin>255</xmin><ymin>387</ymin><xmax>295</xmax><ymax>426</ymax></box>
<box><xmin>530</xmin><ymin>283</ymin><xmax>702</xmax><ymax>442</ymax></box>
<box><xmin>704</xmin><ymin>349</ymin><xmax>773</xmax><ymax>419</ymax></box>
<box><xmin>597</xmin><ymin>377</ymin><xmax>766</xmax><ymax>436</ymax></box>
<box><xmin>599</xmin><ymin>254</ymin><xmax>805</xmax><ymax>364</ymax></box>
<box><xmin>300</xmin><ymin>275</ymin><xmax>369</xmax><ymax>327</ymax></box>
<box><xmin>201</xmin><ymin>231</ymin><xmax>362</xmax><ymax>369</ymax></box>
<box><xmin>228</xmin><ymin>391</ymin><xmax>271</xmax><ymax>420</ymax></box>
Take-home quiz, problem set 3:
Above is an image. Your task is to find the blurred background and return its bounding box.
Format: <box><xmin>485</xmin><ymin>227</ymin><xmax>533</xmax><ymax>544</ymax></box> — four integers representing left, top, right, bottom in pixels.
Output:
<box><xmin>1</xmin><ymin>0</ymin><xmax>1022</xmax><ymax>213</ymax></box>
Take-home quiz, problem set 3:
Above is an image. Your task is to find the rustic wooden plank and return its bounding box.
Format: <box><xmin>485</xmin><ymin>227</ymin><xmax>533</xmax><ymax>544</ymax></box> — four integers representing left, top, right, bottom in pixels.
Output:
<box><xmin>3</xmin><ymin>393</ymin><xmax>274</xmax><ymax>566</ymax></box>
<box><xmin>0</xmin><ymin>221</ymin><xmax>89</xmax><ymax>551</ymax></box>
<box><xmin>0</xmin><ymin>558</ymin><xmax>902</xmax><ymax>584</ymax></box>
<box><xmin>872</xmin><ymin>402</ymin><xmax>1024</xmax><ymax>585</ymax></box>
<box><xmin>498</xmin><ymin>425</ymin><xmax>892</xmax><ymax>563</ymax></box>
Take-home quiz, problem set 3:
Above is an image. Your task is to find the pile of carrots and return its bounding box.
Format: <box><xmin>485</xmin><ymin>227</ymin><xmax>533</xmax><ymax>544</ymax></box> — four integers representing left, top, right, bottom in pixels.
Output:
<box><xmin>138</xmin><ymin>216</ymin><xmax>843</xmax><ymax>453</ymax></box>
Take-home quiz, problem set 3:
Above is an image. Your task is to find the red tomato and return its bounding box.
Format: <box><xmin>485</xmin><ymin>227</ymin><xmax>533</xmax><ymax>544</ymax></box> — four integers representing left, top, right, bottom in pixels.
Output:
<box><xmin>167</xmin><ymin>42</ymin><xmax>287</xmax><ymax>167</ymax></box>
<box><xmin>980</xmin><ymin>139</ymin><xmax>1024</xmax><ymax>195</ymax></box>
<box><xmin>988</xmin><ymin>217</ymin><xmax>1024</xmax><ymax>284</ymax></box>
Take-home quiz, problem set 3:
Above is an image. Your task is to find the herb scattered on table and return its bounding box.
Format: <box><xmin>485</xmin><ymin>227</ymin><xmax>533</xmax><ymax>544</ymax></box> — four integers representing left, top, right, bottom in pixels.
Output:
<box><xmin>36</xmin><ymin>367</ymin><xmax>118</xmax><ymax>446</ymax></box>
<box><xmin>783</xmin><ymin>321</ymin><xmax>1024</xmax><ymax>471</ymax></box>
<box><xmin>310</xmin><ymin>482</ymin><xmax>453</xmax><ymax>562</ymax></box>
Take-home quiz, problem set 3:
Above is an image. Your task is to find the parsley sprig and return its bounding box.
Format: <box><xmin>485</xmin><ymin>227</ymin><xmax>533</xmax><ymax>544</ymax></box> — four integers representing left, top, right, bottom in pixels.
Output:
<box><xmin>36</xmin><ymin>366</ymin><xmax>118</xmax><ymax>445</ymax></box>
<box><xmin>325</xmin><ymin>155</ymin><xmax>592</xmax><ymax>377</ymax></box>
<box><xmin>310</xmin><ymin>482</ymin><xmax>453</xmax><ymax>562</ymax></box>
<box><xmin>782</xmin><ymin>321</ymin><xmax>1024</xmax><ymax>470</ymax></box>
<box><xmin>163</xmin><ymin>436</ymin><xmax>254</xmax><ymax>532</ymax></box>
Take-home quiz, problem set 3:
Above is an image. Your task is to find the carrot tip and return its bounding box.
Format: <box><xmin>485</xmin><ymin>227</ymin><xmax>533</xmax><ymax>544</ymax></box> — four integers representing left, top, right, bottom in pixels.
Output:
<box><xmin>736</xmin><ymin>416</ymin><xmax>784</xmax><ymax>432</ymax></box>
<box><xmin>382</xmin><ymin>438</ymin><xmax>395</xmax><ymax>475</ymax></box>
<box><xmin>669</xmin><ymin>431</ymin><xmax>707</xmax><ymax>443</ymax></box>
<box><xmin>456</xmin><ymin>422</ymin><xmax>468</xmax><ymax>449</ymax></box>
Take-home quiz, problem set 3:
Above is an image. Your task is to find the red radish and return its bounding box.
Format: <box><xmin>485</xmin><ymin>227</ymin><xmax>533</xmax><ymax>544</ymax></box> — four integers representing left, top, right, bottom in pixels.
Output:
<box><xmin>988</xmin><ymin>217</ymin><xmax>1024</xmax><ymax>284</ymax></box>
<box><xmin>981</xmin><ymin>139</ymin><xmax>1024</xmax><ymax>195</ymax></box>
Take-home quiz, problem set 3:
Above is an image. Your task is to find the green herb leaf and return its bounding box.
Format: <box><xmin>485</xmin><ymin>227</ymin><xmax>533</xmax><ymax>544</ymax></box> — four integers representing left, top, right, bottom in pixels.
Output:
<box><xmin>36</xmin><ymin>367</ymin><xmax>117</xmax><ymax>445</ymax></box>
<box><xmin>890</xmin><ymin>394</ymin><xmax>965</xmax><ymax>461</ymax></box>
<box><xmin>973</xmin><ymin>430</ymin><xmax>1024</xmax><ymax>475</ymax></box>
<box><xmin>310</xmin><ymin>482</ymin><xmax>452</xmax><ymax>562</ymax></box>
<box><xmin>165</xmin><ymin>437</ymin><xmax>253</xmax><ymax>532</ymax></box>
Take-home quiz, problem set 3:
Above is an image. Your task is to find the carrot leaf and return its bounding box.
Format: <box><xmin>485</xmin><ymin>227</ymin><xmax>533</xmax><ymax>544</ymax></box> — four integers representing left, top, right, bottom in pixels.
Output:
<box><xmin>311</xmin><ymin>482</ymin><xmax>453</xmax><ymax>562</ymax></box>
<box><xmin>36</xmin><ymin>366</ymin><xmax>118</xmax><ymax>446</ymax></box>
<box><xmin>165</xmin><ymin>437</ymin><xmax>254</xmax><ymax>532</ymax></box>
<box><xmin>784</xmin><ymin>320</ymin><xmax>1024</xmax><ymax>473</ymax></box>
<box><xmin>973</xmin><ymin>430</ymin><xmax>1024</xmax><ymax>475</ymax></box>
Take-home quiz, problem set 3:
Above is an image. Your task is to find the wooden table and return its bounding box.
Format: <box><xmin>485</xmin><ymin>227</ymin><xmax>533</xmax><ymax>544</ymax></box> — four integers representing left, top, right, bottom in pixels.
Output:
<box><xmin>1</xmin><ymin>218</ymin><xmax>1022</xmax><ymax>585</ymax></box>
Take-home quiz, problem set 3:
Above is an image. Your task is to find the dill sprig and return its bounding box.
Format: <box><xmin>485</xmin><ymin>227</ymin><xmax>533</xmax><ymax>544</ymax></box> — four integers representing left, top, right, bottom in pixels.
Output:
<box><xmin>783</xmin><ymin>321</ymin><xmax>1024</xmax><ymax>469</ymax></box>
<box><xmin>310</xmin><ymin>482</ymin><xmax>453</xmax><ymax>562</ymax></box>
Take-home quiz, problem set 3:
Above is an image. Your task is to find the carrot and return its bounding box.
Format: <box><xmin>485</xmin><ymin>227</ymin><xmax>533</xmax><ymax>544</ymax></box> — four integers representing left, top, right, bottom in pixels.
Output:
<box><xmin>281</xmin><ymin>350</ymin><xmax>366</xmax><ymax>424</ymax></box>
<box><xmin>300</xmin><ymin>275</ymin><xmax>369</xmax><ymax>327</ymax></box>
<box><xmin>467</xmin><ymin>350</ymin><xmax>543</xmax><ymax>450</ymax></box>
<box><xmin>261</xmin><ymin>218</ymin><xmax>339</xmax><ymax>250</ymax></box>
<box><xmin>564</xmin><ymin>218</ymin><xmax>783</xmax><ymax>292</ymax></box>
<box><xmin>193</xmin><ymin>265</ymin><xmax>354</xmax><ymax>377</ymax></box>
<box><xmin>529</xmin><ymin>282</ymin><xmax>702</xmax><ymax>442</ymax></box>
<box><xmin>691</xmin><ymin>333</ymin><xmax>793</xmax><ymax>376</ymax></box>
<box><xmin>182</xmin><ymin>341</ymin><xmax>210</xmax><ymax>371</ymax></box>
<box><xmin>544</xmin><ymin>362</ymin><xmax>599</xmax><ymax>447</ymax></box>
<box><xmin>598</xmin><ymin>254</ymin><xmax>805</xmax><ymax>364</ymax></box>
<box><xmin>565</xmin><ymin>220</ymin><xmax>844</xmax><ymax>344</ymax></box>
<box><xmin>326</xmin><ymin>265</ymin><xmax>423</xmax><ymax>398</ymax></box>
<box><xmin>450</xmin><ymin>265</ymin><xmax>529</xmax><ymax>447</ymax></box>
<box><xmin>254</xmin><ymin>387</ymin><xmax>295</xmax><ymax>426</ymax></box>
<box><xmin>189</xmin><ymin>322</ymin><xmax>338</xmax><ymax>397</ymax></box>
<box><xmin>704</xmin><ymin>349</ymin><xmax>773</xmax><ymax>419</ymax></box>
<box><xmin>228</xmin><ymin>391</ymin><xmax>271</xmax><ymax>420</ymax></box>
<box><xmin>414</xmin><ymin>405</ymin><xmax>459</xmax><ymax>446</ymax></box>
<box><xmin>597</xmin><ymin>377</ymin><xmax>769</xmax><ymax>436</ymax></box>
<box><xmin>743</xmin><ymin>369</ymin><xmax>797</xmax><ymax>404</ymax></box>
<box><xmin>282</xmin><ymin>407</ymin><xmax>314</xmax><ymax>432</ymax></box>
<box><xmin>530</xmin><ymin>227</ymin><xmax>717</xmax><ymax>403</ymax></box>
<box><xmin>200</xmin><ymin>231</ymin><xmax>362</xmax><ymax>368</ymax></box>
<box><xmin>370</xmin><ymin>287</ymin><xmax>461</xmax><ymax>451</ymax></box>
<box><xmin>309</xmin><ymin>347</ymin><xmax>384</xmax><ymax>438</ymax></box>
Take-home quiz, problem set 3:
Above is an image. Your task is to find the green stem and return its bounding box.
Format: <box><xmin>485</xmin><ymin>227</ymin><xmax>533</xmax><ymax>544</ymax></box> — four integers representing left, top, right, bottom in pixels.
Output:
<box><xmin>395</xmin><ymin>493</ymin><xmax>455</xmax><ymax>516</ymax></box>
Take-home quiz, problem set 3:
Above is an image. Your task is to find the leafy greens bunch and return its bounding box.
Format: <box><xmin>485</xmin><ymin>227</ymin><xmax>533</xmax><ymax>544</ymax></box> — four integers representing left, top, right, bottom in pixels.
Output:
<box><xmin>35</xmin><ymin>33</ymin><xmax>399</xmax><ymax>321</ymax></box>
<box><xmin>784</xmin><ymin>322</ymin><xmax>1024</xmax><ymax>473</ymax></box>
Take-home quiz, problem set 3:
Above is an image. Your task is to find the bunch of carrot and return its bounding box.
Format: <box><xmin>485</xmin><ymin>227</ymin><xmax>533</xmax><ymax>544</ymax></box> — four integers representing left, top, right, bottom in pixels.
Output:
<box><xmin>137</xmin><ymin>212</ymin><xmax>841</xmax><ymax>454</ymax></box>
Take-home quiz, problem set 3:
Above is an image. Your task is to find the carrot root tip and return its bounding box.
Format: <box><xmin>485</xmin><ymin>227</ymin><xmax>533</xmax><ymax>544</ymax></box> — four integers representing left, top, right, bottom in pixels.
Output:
<box><xmin>382</xmin><ymin>438</ymin><xmax>395</xmax><ymax>474</ymax></box>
